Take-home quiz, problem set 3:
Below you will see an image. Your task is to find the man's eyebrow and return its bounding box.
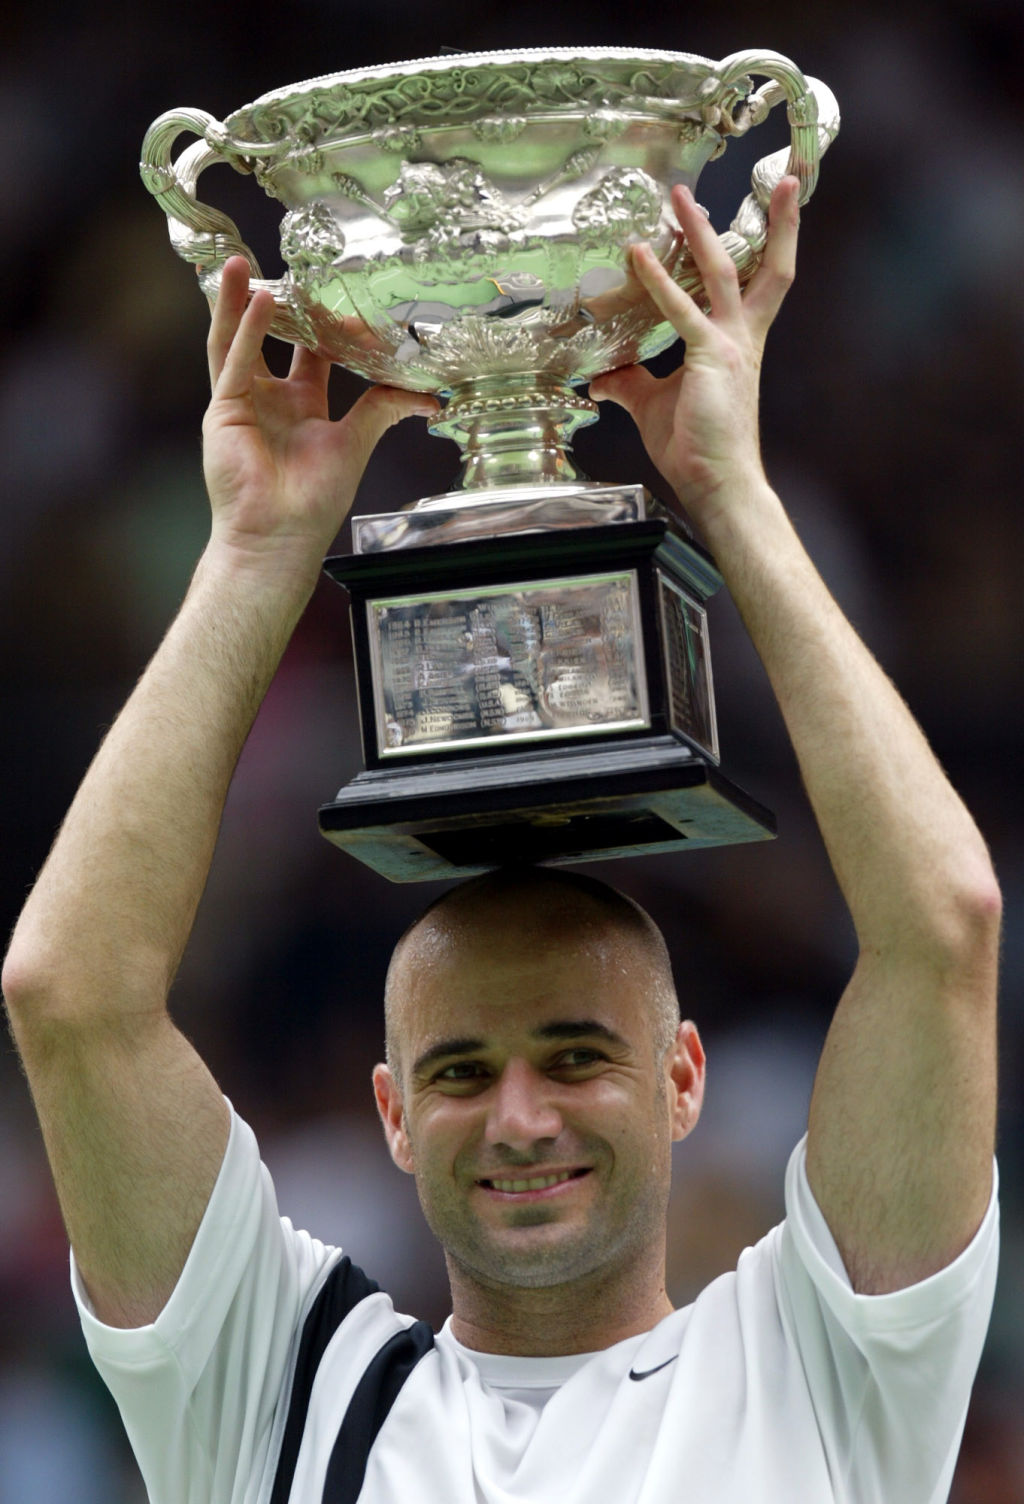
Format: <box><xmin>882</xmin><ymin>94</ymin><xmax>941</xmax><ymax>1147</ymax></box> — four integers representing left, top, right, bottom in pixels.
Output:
<box><xmin>412</xmin><ymin>1020</ymin><xmax>629</xmax><ymax>1077</ymax></box>
<box><xmin>532</xmin><ymin>1020</ymin><xmax>628</xmax><ymax>1049</ymax></box>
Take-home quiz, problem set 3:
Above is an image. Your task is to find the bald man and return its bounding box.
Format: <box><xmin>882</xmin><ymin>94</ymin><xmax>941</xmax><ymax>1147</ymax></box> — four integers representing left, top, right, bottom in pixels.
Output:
<box><xmin>376</xmin><ymin>868</ymin><xmax>696</xmax><ymax>1355</ymax></box>
<box><xmin>3</xmin><ymin>180</ymin><xmax>1000</xmax><ymax>1504</ymax></box>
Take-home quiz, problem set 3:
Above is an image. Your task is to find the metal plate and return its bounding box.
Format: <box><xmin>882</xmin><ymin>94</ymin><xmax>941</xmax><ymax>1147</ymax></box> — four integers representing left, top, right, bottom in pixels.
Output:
<box><xmin>658</xmin><ymin>572</ymin><xmax>719</xmax><ymax>760</ymax></box>
<box><xmin>368</xmin><ymin>570</ymin><xmax>649</xmax><ymax>757</ymax></box>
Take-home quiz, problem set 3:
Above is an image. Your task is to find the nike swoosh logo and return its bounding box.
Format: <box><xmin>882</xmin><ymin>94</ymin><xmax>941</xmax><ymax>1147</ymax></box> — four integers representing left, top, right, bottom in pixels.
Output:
<box><xmin>628</xmin><ymin>1356</ymin><xmax>678</xmax><ymax>1382</ymax></box>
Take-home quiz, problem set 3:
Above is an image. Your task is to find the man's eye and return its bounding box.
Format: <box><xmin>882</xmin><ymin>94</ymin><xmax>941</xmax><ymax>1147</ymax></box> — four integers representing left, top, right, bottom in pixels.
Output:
<box><xmin>555</xmin><ymin>1048</ymin><xmax>605</xmax><ymax>1070</ymax></box>
<box><xmin>435</xmin><ymin>1061</ymin><xmax>487</xmax><ymax>1082</ymax></box>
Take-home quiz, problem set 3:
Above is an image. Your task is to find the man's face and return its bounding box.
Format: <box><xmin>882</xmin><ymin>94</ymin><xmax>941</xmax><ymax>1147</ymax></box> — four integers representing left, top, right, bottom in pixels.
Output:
<box><xmin>374</xmin><ymin>918</ymin><xmax>703</xmax><ymax>1297</ymax></box>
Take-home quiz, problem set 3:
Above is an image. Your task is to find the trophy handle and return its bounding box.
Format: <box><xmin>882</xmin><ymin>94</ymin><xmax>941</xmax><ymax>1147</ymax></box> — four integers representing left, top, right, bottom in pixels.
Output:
<box><xmin>685</xmin><ymin>52</ymin><xmax>840</xmax><ymax>290</ymax></box>
<box><xmin>139</xmin><ymin>108</ymin><xmax>316</xmax><ymax>345</ymax></box>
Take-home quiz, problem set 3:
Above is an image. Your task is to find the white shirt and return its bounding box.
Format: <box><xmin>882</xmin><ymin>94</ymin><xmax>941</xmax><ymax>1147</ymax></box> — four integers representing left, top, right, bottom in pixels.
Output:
<box><xmin>72</xmin><ymin>1105</ymin><xmax>998</xmax><ymax>1504</ymax></box>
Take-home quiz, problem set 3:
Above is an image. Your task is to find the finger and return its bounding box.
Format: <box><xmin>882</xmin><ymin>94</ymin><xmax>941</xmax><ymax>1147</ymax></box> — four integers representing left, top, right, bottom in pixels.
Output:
<box><xmin>670</xmin><ymin>184</ymin><xmax>743</xmax><ymax>323</ymax></box>
<box><xmin>626</xmin><ymin>239</ymin><xmax>708</xmax><ymax>347</ymax></box>
<box><xmin>335</xmin><ymin>385</ymin><xmax>440</xmax><ymax>477</ymax></box>
<box><xmin>288</xmin><ymin>340</ymin><xmax>333</xmax><ymax>397</ymax></box>
<box><xmin>206</xmin><ymin>257</ymin><xmax>253</xmax><ymax>390</ymax></box>
<box><xmin>742</xmin><ymin>175</ymin><xmax>800</xmax><ymax>339</ymax></box>
<box><xmin>289</xmin><ymin>340</ymin><xmax>326</xmax><ymax>379</ymax></box>
<box><xmin>211</xmin><ymin>286</ymin><xmax>277</xmax><ymax>402</ymax></box>
<box><xmin>588</xmin><ymin>363</ymin><xmax>660</xmax><ymax>419</ymax></box>
<box><xmin>206</xmin><ymin>259</ymin><xmax>276</xmax><ymax>395</ymax></box>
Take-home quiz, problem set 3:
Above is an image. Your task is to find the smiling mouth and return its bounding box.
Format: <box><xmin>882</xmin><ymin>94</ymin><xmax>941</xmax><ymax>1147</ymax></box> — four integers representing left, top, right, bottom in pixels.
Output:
<box><xmin>477</xmin><ymin>1168</ymin><xmax>591</xmax><ymax>1194</ymax></box>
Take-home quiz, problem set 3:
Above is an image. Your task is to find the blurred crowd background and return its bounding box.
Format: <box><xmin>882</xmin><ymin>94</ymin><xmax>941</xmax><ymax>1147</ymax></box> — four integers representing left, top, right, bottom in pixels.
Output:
<box><xmin>1</xmin><ymin>1</ymin><xmax>1021</xmax><ymax>1498</ymax></box>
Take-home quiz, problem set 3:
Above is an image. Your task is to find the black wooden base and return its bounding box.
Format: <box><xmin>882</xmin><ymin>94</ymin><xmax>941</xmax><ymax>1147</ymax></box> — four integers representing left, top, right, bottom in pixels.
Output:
<box><xmin>318</xmin><ymin>736</ymin><xmax>775</xmax><ymax>882</ymax></box>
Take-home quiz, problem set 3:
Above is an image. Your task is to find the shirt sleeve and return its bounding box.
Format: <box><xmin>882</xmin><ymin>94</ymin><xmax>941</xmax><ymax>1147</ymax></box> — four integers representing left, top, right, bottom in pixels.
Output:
<box><xmin>776</xmin><ymin>1135</ymin><xmax>999</xmax><ymax>1504</ymax></box>
<box><xmin>70</xmin><ymin>1101</ymin><xmax>340</xmax><ymax>1504</ymax></box>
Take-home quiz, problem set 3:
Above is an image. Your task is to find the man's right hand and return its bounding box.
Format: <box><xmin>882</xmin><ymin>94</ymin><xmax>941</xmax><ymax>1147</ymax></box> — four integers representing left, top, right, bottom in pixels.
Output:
<box><xmin>202</xmin><ymin>256</ymin><xmax>438</xmax><ymax>582</ymax></box>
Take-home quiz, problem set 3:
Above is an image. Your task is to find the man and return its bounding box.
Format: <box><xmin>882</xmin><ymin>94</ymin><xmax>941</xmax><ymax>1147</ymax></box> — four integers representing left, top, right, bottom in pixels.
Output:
<box><xmin>2</xmin><ymin>177</ymin><xmax>1001</xmax><ymax>1502</ymax></box>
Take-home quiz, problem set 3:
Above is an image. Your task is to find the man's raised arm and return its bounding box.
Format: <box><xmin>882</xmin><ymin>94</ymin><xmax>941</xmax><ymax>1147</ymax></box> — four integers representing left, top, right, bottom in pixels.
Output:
<box><xmin>2</xmin><ymin>261</ymin><xmax>436</xmax><ymax>1328</ymax></box>
<box><xmin>592</xmin><ymin>180</ymin><xmax>1000</xmax><ymax>1294</ymax></box>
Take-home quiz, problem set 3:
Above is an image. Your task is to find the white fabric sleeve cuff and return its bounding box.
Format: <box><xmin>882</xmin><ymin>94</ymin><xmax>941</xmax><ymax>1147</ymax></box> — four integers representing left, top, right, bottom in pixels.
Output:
<box><xmin>784</xmin><ymin>1134</ymin><xmax>1000</xmax><ymax>1333</ymax></box>
<box><xmin>70</xmin><ymin>1101</ymin><xmax>264</xmax><ymax>1371</ymax></box>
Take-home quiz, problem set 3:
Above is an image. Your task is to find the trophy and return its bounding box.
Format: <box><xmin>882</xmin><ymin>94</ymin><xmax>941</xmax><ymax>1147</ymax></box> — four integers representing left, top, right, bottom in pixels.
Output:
<box><xmin>141</xmin><ymin>48</ymin><xmax>838</xmax><ymax>881</ymax></box>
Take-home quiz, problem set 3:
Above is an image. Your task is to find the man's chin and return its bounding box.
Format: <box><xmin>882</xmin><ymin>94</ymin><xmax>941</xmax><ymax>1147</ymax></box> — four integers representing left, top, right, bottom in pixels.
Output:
<box><xmin>497</xmin><ymin>1203</ymin><xmax>568</xmax><ymax>1228</ymax></box>
<box><xmin>447</xmin><ymin>1222</ymin><xmax>603</xmax><ymax>1290</ymax></box>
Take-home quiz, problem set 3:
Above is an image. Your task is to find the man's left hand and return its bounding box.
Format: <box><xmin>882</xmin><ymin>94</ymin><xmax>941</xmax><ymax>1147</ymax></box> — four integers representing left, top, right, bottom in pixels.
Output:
<box><xmin>589</xmin><ymin>175</ymin><xmax>800</xmax><ymax>532</ymax></box>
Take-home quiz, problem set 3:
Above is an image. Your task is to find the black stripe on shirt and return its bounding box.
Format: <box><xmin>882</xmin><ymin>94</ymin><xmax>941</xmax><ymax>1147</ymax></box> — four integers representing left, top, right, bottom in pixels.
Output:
<box><xmin>322</xmin><ymin>1319</ymin><xmax>436</xmax><ymax>1504</ymax></box>
<box><xmin>270</xmin><ymin>1256</ymin><xmax>381</xmax><ymax>1504</ymax></box>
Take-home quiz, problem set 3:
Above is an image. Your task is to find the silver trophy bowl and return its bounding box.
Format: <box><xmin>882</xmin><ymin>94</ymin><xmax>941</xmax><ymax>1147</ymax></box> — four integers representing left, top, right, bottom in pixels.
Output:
<box><xmin>141</xmin><ymin>48</ymin><xmax>838</xmax><ymax>493</ymax></box>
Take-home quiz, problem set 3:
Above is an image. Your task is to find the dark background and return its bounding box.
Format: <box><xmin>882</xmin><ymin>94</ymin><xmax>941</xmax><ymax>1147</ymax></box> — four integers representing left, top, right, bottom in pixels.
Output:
<box><xmin>1</xmin><ymin>2</ymin><xmax>1022</xmax><ymax>1497</ymax></box>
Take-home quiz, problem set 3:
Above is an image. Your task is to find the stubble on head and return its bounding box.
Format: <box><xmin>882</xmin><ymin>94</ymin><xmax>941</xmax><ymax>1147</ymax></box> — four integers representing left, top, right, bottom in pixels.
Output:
<box><xmin>382</xmin><ymin>866</ymin><xmax>682</xmax><ymax>1090</ymax></box>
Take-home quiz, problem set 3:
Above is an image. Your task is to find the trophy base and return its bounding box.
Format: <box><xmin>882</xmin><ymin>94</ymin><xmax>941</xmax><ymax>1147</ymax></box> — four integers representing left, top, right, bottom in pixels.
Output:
<box><xmin>318</xmin><ymin>736</ymin><xmax>775</xmax><ymax>882</ymax></box>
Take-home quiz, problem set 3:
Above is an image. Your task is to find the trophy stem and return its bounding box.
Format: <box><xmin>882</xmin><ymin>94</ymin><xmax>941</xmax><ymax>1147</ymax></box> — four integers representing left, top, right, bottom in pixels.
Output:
<box><xmin>429</xmin><ymin>375</ymin><xmax>599</xmax><ymax>491</ymax></box>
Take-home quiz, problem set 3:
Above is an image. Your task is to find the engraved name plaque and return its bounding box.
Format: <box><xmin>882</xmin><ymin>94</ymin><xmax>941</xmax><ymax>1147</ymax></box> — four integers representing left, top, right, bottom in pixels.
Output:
<box><xmin>369</xmin><ymin>571</ymin><xmax>649</xmax><ymax>758</ymax></box>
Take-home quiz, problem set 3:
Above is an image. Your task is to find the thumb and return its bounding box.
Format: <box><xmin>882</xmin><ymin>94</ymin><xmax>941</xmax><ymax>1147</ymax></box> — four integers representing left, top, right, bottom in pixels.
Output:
<box><xmin>589</xmin><ymin>365</ymin><xmax>659</xmax><ymax>420</ymax></box>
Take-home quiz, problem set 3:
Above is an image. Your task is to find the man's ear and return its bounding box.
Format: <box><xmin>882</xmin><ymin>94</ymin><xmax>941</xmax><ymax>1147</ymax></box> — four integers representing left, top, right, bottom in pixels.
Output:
<box><xmin>372</xmin><ymin>1063</ymin><xmax>415</xmax><ymax>1174</ymax></box>
<box><xmin>667</xmin><ymin>1020</ymin><xmax>706</xmax><ymax>1143</ymax></box>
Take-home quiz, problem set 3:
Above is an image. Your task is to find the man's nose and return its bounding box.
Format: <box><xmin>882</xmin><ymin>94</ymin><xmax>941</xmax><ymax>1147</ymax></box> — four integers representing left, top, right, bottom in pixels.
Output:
<box><xmin>484</xmin><ymin>1058</ymin><xmax>563</xmax><ymax>1151</ymax></box>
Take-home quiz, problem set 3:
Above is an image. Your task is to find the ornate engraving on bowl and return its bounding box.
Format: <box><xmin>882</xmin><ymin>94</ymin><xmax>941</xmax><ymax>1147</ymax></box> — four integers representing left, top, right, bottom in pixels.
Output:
<box><xmin>582</xmin><ymin>110</ymin><xmax>628</xmax><ymax>143</ymax></box>
<box><xmin>384</xmin><ymin>160</ymin><xmax>523</xmax><ymax>236</ymax></box>
<box><xmin>473</xmin><ymin>116</ymin><xmax>527</xmax><ymax>144</ymax></box>
<box><xmin>371</xmin><ymin>124</ymin><xmax>424</xmax><ymax>155</ymax></box>
<box><xmin>281</xmin><ymin>201</ymin><xmax>345</xmax><ymax>284</ymax></box>
<box><xmin>572</xmin><ymin>169</ymin><xmax>663</xmax><ymax>244</ymax></box>
<box><xmin>240</xmin><ymin>57</ymin><xmax>714</xmax><ymax>148</ymax></box>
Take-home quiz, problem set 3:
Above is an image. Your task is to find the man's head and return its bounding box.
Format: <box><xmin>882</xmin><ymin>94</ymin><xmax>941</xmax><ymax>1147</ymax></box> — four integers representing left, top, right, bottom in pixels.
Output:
<box><xmin>373</xmin><ymin>867</ymin><xmax>705</xmax><ymax>1328</ymax></box>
